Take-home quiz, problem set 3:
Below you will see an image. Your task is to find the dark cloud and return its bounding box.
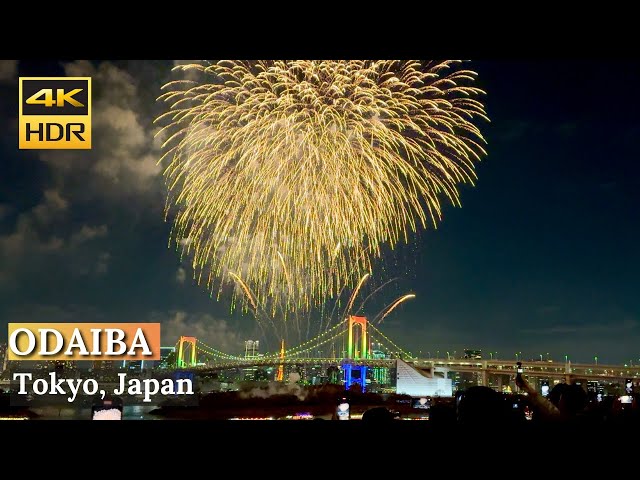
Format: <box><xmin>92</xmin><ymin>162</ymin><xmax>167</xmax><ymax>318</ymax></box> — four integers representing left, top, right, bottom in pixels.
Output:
<box><xmin>0</xmin><ymin>60</ymin><xmax>168</xmax><ymax>290</ymax></box>
<box><xmin>6</xmin><ymin>303</ymin><xmax>109</xmax><ymax>324</ymax></box>
<box><xmin>0</xmin><ymin>189</ymin><xmax>110</xmax><ymax>289</ymax></box>
<box><xmin>151</xmin><ymin>310</ymin><xmax>244</xmax><ymax>354</ymax></box>
<box><xmin>38</xmin><ymin>60</ymin><xmax>164</xmax><ymax>207</ymax></box>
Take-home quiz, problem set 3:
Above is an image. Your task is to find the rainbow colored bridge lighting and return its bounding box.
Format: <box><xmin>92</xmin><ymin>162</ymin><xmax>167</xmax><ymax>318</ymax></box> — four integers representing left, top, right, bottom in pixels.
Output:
<box><xmin>177</xmin><ymin>336</ymin><xmax>197</xmax><ymax>368</ymax></box>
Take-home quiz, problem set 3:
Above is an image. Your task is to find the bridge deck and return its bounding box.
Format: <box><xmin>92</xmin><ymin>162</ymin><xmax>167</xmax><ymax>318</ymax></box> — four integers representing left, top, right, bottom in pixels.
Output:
<box><xmin>188</xmin><ymin>357</ymin><xmax>640</xmax><ymax>380</ymax></box>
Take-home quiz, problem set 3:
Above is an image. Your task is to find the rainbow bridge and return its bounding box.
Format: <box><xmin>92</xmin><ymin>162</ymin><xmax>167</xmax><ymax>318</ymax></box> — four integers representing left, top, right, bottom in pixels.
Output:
<box><xmin>169</xmin><ymin>316</ymin><xmax>640</xmax><ymax>391</ymax></box>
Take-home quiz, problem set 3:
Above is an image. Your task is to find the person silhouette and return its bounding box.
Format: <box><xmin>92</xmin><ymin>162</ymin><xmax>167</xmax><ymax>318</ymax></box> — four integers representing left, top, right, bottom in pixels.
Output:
<box><xmin>456</xmin><ymin>386</ymin><xmax>512</xmax><ymax>425</ymax></box>
<box><xmin>516</xmin><ymin>375</ymin><xmax>589</xmax><ymax>422</ymax></box>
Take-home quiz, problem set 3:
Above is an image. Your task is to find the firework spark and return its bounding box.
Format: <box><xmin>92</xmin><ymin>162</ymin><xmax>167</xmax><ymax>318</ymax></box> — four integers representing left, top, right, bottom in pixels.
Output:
<box><xmin>228</xmin><ymin>271</ymin><xmax>257</xmax><ymax>313</ymax></box>
<box><xmin>156</xmin><ymin>60</ymin><xmax>488</xmax><ymax>315</ymax></box>
<box><xmin>344</xmin><ymin>273</ymin><xmax>370</xmax><ymax>319</ymax></box>
<box><xmin>374</xmin><ymin>294</ymin><xmax>416</xmax><ymax>324</ymax></box>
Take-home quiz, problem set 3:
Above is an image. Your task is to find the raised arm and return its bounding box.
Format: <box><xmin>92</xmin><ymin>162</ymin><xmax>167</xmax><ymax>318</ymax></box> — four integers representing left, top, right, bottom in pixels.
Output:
<box><xmin>516</xmin><ymin>375</ymin><xmax>561</xmax><ymax>420</ymax></box>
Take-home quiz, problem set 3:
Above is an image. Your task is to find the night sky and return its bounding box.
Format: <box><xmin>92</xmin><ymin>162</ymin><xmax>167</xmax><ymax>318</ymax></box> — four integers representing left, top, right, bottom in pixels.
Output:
<box><xmin>0</xmin><ymin>59</ymin><xmax>638</xmax><ymax>364</ymax></box>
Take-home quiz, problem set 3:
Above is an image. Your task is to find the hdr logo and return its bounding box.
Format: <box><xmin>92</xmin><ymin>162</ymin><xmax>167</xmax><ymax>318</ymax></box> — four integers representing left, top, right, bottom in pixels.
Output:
<box><xmin>19</xmin><ymin>77</ymin><xmax>92</xmax><ymax>149</ymax></box>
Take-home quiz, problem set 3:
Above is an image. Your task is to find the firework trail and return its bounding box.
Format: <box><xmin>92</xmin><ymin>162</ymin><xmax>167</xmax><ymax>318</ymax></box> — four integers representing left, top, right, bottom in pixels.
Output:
<box><xmin>344</xmin><ymin>273</ymin><xmax>370</xmax><ymax>319</ymax></box>
<box><xmin>156</xmin><ymin>60</ymin><xmax>488</xmax><ymax>318</ymax></box>
<box><xmin>232</xmin><ymin>270</ymin><xmax>414</xmax><ymax>353</ymax></box>
<box><xmin>354</xmin><ymin>277</ymin><xmax>399</xmax><ymax>314</ymax></box>
<box><xmin>228</xmin><ymin>271</ymin><xmax>257</xmax><ymax>312</ymax></box>
<box><xmin>374</xmin><ymin>294</ymin><xmax>416</xmax><ymax>324</ymax></box>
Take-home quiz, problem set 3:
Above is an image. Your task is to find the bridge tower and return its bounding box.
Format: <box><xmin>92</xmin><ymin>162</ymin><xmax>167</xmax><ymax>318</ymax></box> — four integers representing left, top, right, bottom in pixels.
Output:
<box><xmin>344</xmin><ymin>315</ymin><xmax>369</xmax><ymax>392</ymax></box>
<box><xmin>347</xmin><ymin>315</ymin><xmax>368</xmax><ymax>360</ymax></box>
<box><xmin>177</xmin><ymin>336</ymin><xmax>197</xmax><ymax>368</ymax></box>
<box><xmin>276</xmin><ymin>339</ymin><xmax>285</xmax><ymax>382</ymax></box>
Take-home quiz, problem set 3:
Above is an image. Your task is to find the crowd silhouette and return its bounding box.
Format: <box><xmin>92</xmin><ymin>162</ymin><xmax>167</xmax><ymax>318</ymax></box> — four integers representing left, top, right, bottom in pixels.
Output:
<box><xmin>418</xmin><ymin>377</ymin><xmax>639</xmax><ymax>426</ymax></box>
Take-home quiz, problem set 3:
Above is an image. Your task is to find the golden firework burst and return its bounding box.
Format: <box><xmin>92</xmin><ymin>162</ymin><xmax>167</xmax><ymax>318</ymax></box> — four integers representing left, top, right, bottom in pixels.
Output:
<box><xmin>155</xmin><ymin>60</ymin><xmax>488</xmax><ymax>315</ymax></box>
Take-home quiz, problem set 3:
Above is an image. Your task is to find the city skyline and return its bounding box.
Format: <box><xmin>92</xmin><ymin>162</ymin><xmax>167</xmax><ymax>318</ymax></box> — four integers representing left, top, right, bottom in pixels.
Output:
<box><xmin>0</xmin><ymin>60</ymin><xmax>639</xmax><ymax>364</ymax></box>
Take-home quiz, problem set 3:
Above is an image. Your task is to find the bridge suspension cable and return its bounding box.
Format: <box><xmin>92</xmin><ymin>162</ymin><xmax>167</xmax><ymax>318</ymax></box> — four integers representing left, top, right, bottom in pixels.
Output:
<box><xmin>195</xmin><ymin>339</ymin><xmax>241</xmax><ymax>360</ymax></box>
<box><xmin>278</xmin><ymin>319</ymin><xmax>348</xmax><ymax>357</ymax></box>
<box><xmin>368</xmin><ymin>323</ymin><xmax>414</xmax><ymax>359</ymax></box>
<box><xmin>257</xmin><ymin>318</ymin><xmax>349</xmax><ymax>359</ymax></box>
<box><xmin>174</xmin><ymin>317</ymin><xmax>413</xmax><ymax>364</ymax></box>
<box><xmin>197</xmin><ymin>345</ymin><xmax>239</xmax><ymax>360</ymax></box>
<box><xmin>283</xmin><ymin>329</ymin><xmax>348</xmax><ymax>358</ymax></box>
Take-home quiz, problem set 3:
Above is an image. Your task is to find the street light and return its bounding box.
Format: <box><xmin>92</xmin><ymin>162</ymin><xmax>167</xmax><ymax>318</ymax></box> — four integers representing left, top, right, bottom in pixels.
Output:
<box><xmin>489</xmin><ymin>352</ymin><xmax>494</xmax><ymax>360</ymax></box>
<box><xmin>594</xmin><ymin>355</ymin><xmax>598</xmax><ymax>365</ymax></box>
<box><xmin>446</xmin><ymin>351</ymin><xmax>450</xmax><ymax>360</ymax></box>
<box><xmin>539</xmin><ymin>354</ymin><xmax>543</xmax><ymax>362</ymax></box>
<box><xmin>564</xmin><ymin>354</ymin><xmax>568</xmax><ymax>363</ymax></box>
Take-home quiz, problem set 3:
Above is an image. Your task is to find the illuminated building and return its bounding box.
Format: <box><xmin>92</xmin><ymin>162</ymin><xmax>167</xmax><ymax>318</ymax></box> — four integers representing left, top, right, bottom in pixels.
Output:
<box><xmin>463</xmin><ymin>349</ymin><xmax>482</xmax><ymax>359</ymax></box>
<box><xmin>327</xmin><ymin>365</ymin><xmax>340</xmax><ymax>383</ymax></box>
<box><xmin>243</xmin><ymin>366</ymin><xmax>258</xmax><ymax>381</ymax></box>
<box><xmin>453</xmin><ymin>371</ymin><xmax>481</xmax><ymax>391</ymax></box>
<box><xmin>490</xmin><ymin>373</ymin><xmax>512</xmax><ymax>392</ymax></box>
<box><xmin>157</xmin><ymin>346</ymin><xmax>176</xmax><ymax>369</ymax></box>
<box><xmin>396</xmin><ymin>359</ymin><xmax>453</xmax><ymax>397</ymax></box>
<box><xmin>371</xmin><ymin>349</ymin><xmax>387</xmax><ymax>359</ymax></box>
<box><xmin>307</xmin><ymin>365</ymin><xmax>324</xmax><ymax>385</ymax></box>
<box><xmin>244</xmin><ymin>340</ymin><xmax>259</xmax><ymax>359</ymax></box>
<box><xmin>370</xmin><ymin>349</ymin><xmax>390</xmax><ymax>386</ymax></box>
<box><xmin>122</xmin><ymin>360</ymin><xmax>145</xmax><ymax>371</ymax></box>
<box><xmin>240</xmin><ymin>341</ymin><xmax>264</xmax><ymax>380</ymax></box>
<box><xmin>51</xmin><ymin>360</ymin><xmax>78</xmax><ymax>376</ymax></box>
<box><xmin>371</xmin><ymin>366</ymin><xmax>389</xmax><ymax>385</ymax></box>
<box><xmin>34</xmin><ymin>360</ymin><xmax>55</xmax><ymax>371</ymax></box>
<box><xmin>92</xmin><ymin>360</ymin><xmax>116</xmax><ymax>372</ymax></box>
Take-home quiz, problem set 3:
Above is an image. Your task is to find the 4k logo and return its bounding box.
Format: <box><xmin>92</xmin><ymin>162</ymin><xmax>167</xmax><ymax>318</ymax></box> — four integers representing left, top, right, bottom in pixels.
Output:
<box><xmin>19</xmin><ymin>77</ymin><xmax>92</xmax><ymax>149</ymax></box>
